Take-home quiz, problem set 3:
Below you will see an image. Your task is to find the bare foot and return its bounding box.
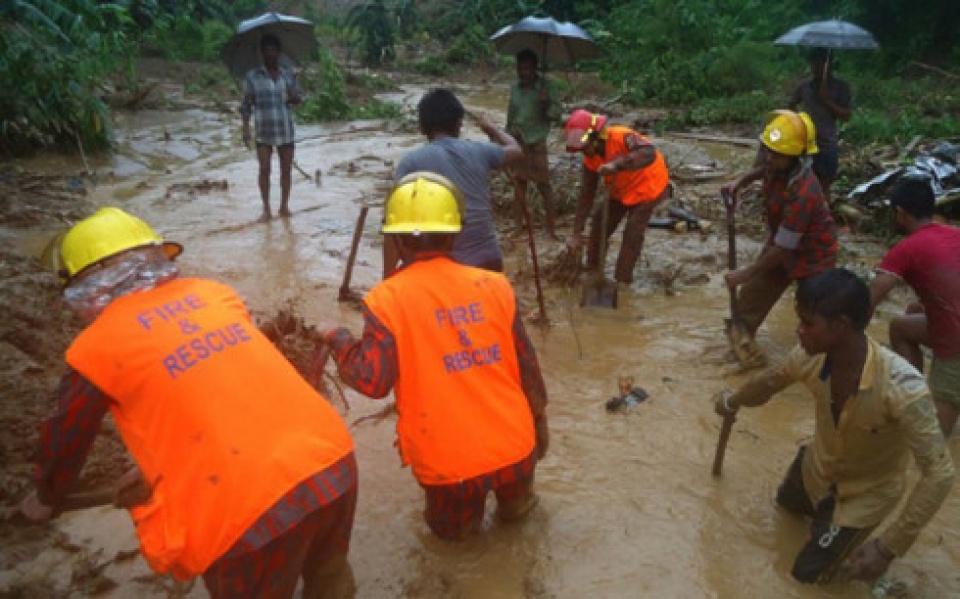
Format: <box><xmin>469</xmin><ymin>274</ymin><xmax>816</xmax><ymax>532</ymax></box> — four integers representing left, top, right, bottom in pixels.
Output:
<box><xmin>278</xmin><ymin>207</ymin><xmax>292</xmax><ymax>218</ymax></box>
<box><xmin>256</xmin><ymin>212</ymin><xmax>272</xmax><ymax>223</ymax></box>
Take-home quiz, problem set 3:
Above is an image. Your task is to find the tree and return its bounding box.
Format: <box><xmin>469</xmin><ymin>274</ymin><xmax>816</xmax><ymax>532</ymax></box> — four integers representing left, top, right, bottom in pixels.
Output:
<box><xmin>345</xmin><ymin>0</ymin><xmax>395</xmax><ymax>67</ymax></box>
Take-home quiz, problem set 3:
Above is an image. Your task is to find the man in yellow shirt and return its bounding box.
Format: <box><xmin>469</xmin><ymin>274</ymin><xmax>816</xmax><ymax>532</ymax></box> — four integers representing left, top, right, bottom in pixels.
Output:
<box><xmin>715</xmin><ymin>268</ymin><xmax>954</xmax><ymax>585</ymax></box>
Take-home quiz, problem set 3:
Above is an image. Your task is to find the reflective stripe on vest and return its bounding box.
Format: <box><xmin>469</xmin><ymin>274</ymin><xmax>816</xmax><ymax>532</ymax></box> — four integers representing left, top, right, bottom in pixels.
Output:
<box><xmin>364</xmin><ymin>257</ymin><xmax>535</xmax><ymax>485</ymax></box>
<box><xmin>66</xmin><ymin>278</ymin><xmax>354</xmax><ymax>578</ymax></box>
<box><xmin>584</xmin><ymin>126</ymin><xmax>670</xmax><ymax>206</ymax></box>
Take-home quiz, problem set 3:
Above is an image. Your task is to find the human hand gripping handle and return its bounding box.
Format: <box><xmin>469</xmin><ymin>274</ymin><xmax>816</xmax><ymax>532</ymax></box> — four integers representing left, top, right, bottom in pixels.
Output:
<box><xmin>712</xmin><ymin>391</ymin><xmax>738</xmax><ymax>476</ymax></box>
<box><xmin>241</xmin><ymin>124</ymin><xmax>252</xmax><ymax>150</ymax></box>
<box><xmin>841</xmin><ymin>538</ymin><xmax>894</xmax><ymax>583</ymax></box>
<box><xmin>16</xmin><ymin>467</ymin><xmax>152</xmax><ymax>524</ymax></box>
<box><xmin>112</xmin><ymin>466</ymin><xmax>153</xmax><ymax>509</ymax></box>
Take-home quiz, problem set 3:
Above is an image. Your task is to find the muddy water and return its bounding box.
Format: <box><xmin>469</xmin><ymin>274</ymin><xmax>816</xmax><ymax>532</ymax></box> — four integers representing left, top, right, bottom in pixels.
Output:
<box><xmin>5</xmin><ymin>83</ymin><xmax>960</xmax><ymax>598</ymax></box>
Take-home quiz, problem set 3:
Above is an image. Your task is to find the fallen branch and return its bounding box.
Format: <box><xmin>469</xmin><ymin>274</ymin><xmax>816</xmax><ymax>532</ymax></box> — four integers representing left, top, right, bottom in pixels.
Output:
<box><xmin>296</xmin><ymin>125</ymin><xmax>385</xmax><ymax>144</ymax></box>
<box><xmin>664</xmin><ymin>132</ymin><xmax>758</xmax><ymax>148</ymax></box>
<box><xmin>896</xmin><ymin>135</ymin><xmax>922</xmax><ymax>163</ymax></box>
<box><xmin>909</xmin><ymin>61</ymin><xmax>960</xmax><ymax>80</ymax></box>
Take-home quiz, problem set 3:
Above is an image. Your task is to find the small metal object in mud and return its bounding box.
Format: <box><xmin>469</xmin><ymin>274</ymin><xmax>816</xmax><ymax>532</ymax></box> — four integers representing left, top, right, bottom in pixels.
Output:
<box><xmin>605</xmin><ymin>375</ymin><xmax>649</xmax><ymax>412</ymax></box>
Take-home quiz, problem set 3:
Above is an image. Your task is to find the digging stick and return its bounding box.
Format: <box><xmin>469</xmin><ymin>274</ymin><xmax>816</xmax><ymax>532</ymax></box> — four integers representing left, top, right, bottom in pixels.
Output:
<box><xmin>507</xmin><ymin>171</ymin><xmax>548</xmax><ymax>322</ymax></box>
<box><xmin>712</xmin><ymin>410</ymin><xmax>737</xmax><ymax>477</ymax></box>
<box><xmin>293</xmin><ymin>159</ymin><xmax>312</xmax><ymax>181</ymax></box>
<box><xmin>713</xmin><ymin>188</ymin><xmax>743</xmax><ymax>477</ymax></box>
<box><xmin>338</xmin><ymin>206</ymin><xmax>369</xmax><ymax>302</ymax></box>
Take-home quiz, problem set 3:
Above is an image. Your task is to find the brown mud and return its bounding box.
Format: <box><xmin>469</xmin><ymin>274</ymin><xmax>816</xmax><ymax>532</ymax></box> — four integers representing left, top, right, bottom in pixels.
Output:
<box><xmin>1</xmin><ymin>61</ymin><xmax>959</xmax><ymax>598</ymax></box>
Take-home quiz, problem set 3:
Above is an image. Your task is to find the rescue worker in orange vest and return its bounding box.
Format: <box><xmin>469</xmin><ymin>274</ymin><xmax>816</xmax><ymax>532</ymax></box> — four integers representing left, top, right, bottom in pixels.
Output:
<box><xmin>18</xmin><ymin>207</ymin><xmax>358</xmax><ymax>598</ymax></box>
<box><xmin>564</xmin><ymin>109</ymin><xmax>671</xmax><ymax>283</ymax></box>
<box><xmin>321</xmin><ymin>172</ymin><xmax>549</xmax><ymax>541</ymax></box>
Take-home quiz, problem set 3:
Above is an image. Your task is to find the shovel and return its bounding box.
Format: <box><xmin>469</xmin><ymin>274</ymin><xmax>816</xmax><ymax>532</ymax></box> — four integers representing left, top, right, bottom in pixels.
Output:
<box><xmin>338</xmin><ymin>206</ymin><xmax>369</xmax><ymax>303</ymax></box>
<box><xmin>580</xmin><ymin>197</ymin><xmax>618</xmax><ymax>309</ymax></box>
<box><xmin>721</xmin><ymin>190</ymin><xmax>760</xmax><ymax>366</ymax></box>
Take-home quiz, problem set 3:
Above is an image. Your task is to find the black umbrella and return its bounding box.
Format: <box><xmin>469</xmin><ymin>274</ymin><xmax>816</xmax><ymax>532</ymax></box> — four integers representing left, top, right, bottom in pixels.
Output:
<box><xmin>220</xmin><ymin>12</ymin><xmax>317</xmax><ymax>81</ymax></box>
<box><xmin>490</xmin><ymin>16</ymin><xmax>599</xmax><ymax>68</ymax></box>
<box><xmin>774</xmin><ymin>19</ymin><xmax>879</xmax><ymax>50</ymax></box>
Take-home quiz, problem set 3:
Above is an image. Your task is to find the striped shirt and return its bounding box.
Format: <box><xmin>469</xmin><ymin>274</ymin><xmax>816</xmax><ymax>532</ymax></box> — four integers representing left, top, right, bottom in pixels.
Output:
<box><xmin>240</xmin><ymin>66</ymin><xmax>300</xmax><ymax>146</ymax></box>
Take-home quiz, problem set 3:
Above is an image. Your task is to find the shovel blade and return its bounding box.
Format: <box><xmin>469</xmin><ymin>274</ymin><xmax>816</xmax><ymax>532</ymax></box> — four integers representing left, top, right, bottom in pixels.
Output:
<box><xmin>580</xmin><ymin>279</ymin><xmax>618</xmax><ymax>308</ymax></box>
<box><xmin>725</xmin><ymin>317</ymin><xmax>766</xmax><ymax>369</ymax></box>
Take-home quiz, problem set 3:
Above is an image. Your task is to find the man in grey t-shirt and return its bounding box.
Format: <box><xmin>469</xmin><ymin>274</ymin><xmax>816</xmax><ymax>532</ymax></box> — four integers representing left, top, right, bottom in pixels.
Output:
<box><xmin>386</xmin><ymin>88</ymin><xmax>522</xmax><ymax>277</ymax></box>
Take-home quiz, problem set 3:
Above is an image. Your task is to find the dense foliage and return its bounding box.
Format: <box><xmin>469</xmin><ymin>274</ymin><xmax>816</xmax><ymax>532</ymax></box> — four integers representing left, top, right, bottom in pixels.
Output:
<box><xmin>1</xmin><ymin>0</ymin><xmax>269</xmax><ymax>155</ymax></box>
<box><xmin>1</xmin><ymin>0</ymin><xmax>137</xmax><ymax>153</ymax></box>
<box><xmin>344</xmin><ymin>1</ymin><xmax>395</xmax><ymax>67</ymax></box>
<box><xmin>3</xmin><ymin>0</ymin><xmax>958</xmax><ymax>156</ymax></box>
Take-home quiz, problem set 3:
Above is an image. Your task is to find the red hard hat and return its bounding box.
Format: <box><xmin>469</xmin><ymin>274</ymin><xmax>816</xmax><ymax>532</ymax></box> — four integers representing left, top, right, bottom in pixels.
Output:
<box><xmin>565</xmin><ymin>109</ymin><xmax>607</xmax><ymax>152</ymax></box>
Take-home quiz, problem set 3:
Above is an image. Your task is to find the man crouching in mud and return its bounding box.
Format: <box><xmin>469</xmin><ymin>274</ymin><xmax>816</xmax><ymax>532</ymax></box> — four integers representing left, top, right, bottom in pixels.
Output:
<box><xmin>19</xmin><ymin>207</ymin><xmax>357</xmax><ymax>598</ymax></box>
<box><xmin>715</xmin><ymin>268</ymin><xmax>953</xmax><ymax>586</ymax></box>
<box><xmin>321</xmin><ymin>172</ymin><xmax>549</xmax><ymax>540</ymax></box>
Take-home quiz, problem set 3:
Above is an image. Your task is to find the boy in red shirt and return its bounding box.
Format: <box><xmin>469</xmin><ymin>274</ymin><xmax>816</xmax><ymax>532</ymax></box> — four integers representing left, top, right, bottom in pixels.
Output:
<box><xmin>869</xmin><ymin>177</ymin><xmax>960</xmax><ymax>435</ymax></box>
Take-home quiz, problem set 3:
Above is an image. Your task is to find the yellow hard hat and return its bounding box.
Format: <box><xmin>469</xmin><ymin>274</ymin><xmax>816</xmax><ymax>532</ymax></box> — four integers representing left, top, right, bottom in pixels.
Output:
<box><xmin>761</xmin><ymin>110</ymin><xmax>818</xmax><ymax>157</ymax></box>
<box><xmin>57</xmin><ymin>207</ymin><xmax>182</xmax><ymax>283</ymax></box>
<box><xmin>382</xmin><ymin>172</ymin><xmax>464</xmax><ymax>235</ymax></box>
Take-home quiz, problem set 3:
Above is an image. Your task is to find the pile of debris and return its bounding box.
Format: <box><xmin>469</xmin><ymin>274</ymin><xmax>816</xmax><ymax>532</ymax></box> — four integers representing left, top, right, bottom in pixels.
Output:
<box><xmin>840</xmin><ymin>140</ymin><xmax>960</xmax><ymax>227</ymax></box>
<box><xmin>256</xmin><ymin>304</ymin><xmax>349</xmax><ymax>413</ymax></box>
<box><xmin>0</xmin><ymin>169</ymin><xmax>92</xmax><ymax>228</ymax></box>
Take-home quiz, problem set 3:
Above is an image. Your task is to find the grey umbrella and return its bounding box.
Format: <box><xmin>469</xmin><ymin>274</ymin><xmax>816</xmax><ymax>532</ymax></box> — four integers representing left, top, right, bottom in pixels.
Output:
<box><xmin>220</xmin><ymin>12</ymin><xmax>317</xmax><ymax>81</ymax></box>
<box><xmin>774</xmin><ymin>19</ymin><xmax>879</xmax><ymax>50</ymax></box>
<box><xmin>490</xmin><ymin>16</ymin><xmax>599</xmax><ymax>67</ymax></box>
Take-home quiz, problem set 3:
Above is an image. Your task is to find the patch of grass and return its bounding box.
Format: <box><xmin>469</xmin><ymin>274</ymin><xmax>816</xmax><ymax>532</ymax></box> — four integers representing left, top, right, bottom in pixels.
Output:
<box><xmin>414</xmin><ymin>56</ymin><xmax>453</xmax><ymax>76</ymax></box>
<box><xmin>344</xmin><ymin>71</ymin><xmax>395</xmax><ymax>92</ymax></box>
<box><xmin>353</xmin><ymin>99</ymin><xmax>402</xmax><ymax>119</ymax></box>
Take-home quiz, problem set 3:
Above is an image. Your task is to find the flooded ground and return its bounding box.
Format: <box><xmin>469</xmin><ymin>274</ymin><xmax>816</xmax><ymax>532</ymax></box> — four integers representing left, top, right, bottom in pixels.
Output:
<box><xmin>1</xmin><ymin>70</ymin><xmax>959</xmax><ymax>598</ymax></box>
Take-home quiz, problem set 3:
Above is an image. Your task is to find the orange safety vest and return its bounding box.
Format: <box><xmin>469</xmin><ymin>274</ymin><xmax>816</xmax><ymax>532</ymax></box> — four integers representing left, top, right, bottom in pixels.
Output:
<box><xmin>363</xmin><ymin>256</ymin><xmax>535</xmax><ymax>485</ymax></box>
<box><xmin>66</xmin><ymin>278</ymin><xmax>354</xmax><ymax>579</ymax></box>
<box><xmin>584</xmin><ymin>126</ymin><xmax>670</xmax><ymax>206</ymax></box>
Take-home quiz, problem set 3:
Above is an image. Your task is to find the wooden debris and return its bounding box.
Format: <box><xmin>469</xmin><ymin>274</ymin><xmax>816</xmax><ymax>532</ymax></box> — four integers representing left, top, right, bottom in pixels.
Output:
<box><xmin>665</xmin><ymin>132</ymin><xmax>759</xmax><ymax>148</ymax></box>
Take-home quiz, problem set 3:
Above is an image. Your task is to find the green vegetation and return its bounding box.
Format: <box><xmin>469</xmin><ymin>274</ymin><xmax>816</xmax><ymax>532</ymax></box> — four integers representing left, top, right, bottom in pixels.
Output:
<box><xmin>345</xmin><ymin>1</ymin><xmax>395</xmax><ymax>67</ymax></box>
<box><xmin>296</xmin><ymin>45</ymin><xmax>353</xmax><ymax>121</ymax></box>
<box><xmin>596</xmin><ymin>0</ymin><xmax>960</xmax><ymax>142</ymax></box>
<box><xmin>295</xmin><ymin>44</ymin><xmax>403</xmax><ymax>122</ymax></box>
<box><xmin>3</xmin><ymin>0</ymin><xmax>959</xmax><ymax>155</ymax></box>
<box><xmin>1</xmin><ymin>0</ymin><xmax>137</xmax><ymax>153</ymax></box>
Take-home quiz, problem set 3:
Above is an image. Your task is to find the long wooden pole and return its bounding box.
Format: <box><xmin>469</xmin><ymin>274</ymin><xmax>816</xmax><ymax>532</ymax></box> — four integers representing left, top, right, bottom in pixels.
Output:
<box><xmin>713</xmin><ymin>188</ymin><xmax>740</xmax><ymax>477</ymax></box>
<box><xmin>517</xmin><ymin>189</ymin><xmax>548</xmax><ymax>322</ymax></box>
<box><xmin>505</xmin><ymin>170</ymin><xmax>547</xmax><ymax>322</ymax></box>
<box><xmin>338</xmin><ymin>206</ymin><xmax>369</xmax><ymax>302</ymax></box>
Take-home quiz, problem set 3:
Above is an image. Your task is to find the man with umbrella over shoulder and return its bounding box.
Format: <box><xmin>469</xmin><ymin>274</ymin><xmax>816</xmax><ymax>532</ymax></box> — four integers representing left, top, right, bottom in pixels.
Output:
<box><xmin>506</xmin><ymin>48</ymin><xmax>562</xmax><ymax>240</ymax></box>
<box><xmin>241</xmin><ymin>33</ymin><xmax>303</xmax><ymax>222</ymax></box>
<box><xmin>788</xmin><ymin>47</ymin><xmax>852</xmax><ymax>202</ymax></box>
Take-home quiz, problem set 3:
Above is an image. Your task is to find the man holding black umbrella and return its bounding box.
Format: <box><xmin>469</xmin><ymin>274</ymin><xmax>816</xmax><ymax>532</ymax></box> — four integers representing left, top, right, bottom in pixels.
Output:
<box><xmin>506</xmin><ymin>48</ymin><xmax>562</xmax><ymax>240</ymax></box>
<box><xmin>789</xmin><ymin>48</ymin><xmax>852</xmax><ymax>202</ymax></box>
<box><xmin>240</xmin><ymin>34</ymin><xmax>303</xmax><ymax>222</ymax></box>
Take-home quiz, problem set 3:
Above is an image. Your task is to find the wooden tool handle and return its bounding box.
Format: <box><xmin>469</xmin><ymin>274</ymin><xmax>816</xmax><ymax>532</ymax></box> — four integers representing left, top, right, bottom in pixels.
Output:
<box><xmin>339</xmin><ymin>206</ymin><xmax>369</xmax><ymax>298</ymax></box>
<box><xmin>711</xmin><ymin>411</ymin><xmax>737</xmax><ymax>477</ymax></box>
